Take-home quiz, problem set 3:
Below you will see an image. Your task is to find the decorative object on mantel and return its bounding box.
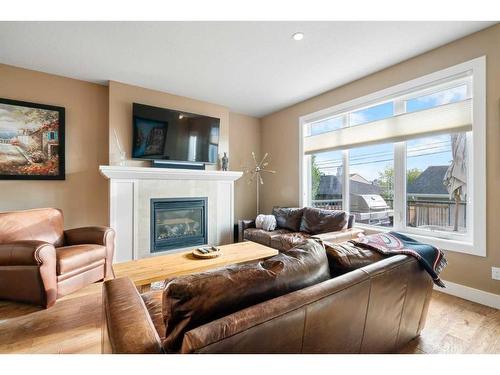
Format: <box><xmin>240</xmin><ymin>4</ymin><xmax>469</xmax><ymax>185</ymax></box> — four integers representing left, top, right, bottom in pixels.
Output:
<box><xmin>113</xmin><ymin>129</ymin><xmax>127</xmax><ymax>166</ymax></box>
<box><xmin>0</xmin><ymin>98</ymin><xmax>65</xmax><ymax>180</ymax></box>
<box><xmin>192</xmin><ymin>246</ymin><xmax>222</xmax><ymax>259</ymax></box>
<box><xmin>243</xmin><ymin>152</ymin><xmax>276</xmax><ymax>215</ymax></box>
<box><xmin>221</xmin><ymin>152</ymin><xmax>229</xmax><ymax>171</ymax></box>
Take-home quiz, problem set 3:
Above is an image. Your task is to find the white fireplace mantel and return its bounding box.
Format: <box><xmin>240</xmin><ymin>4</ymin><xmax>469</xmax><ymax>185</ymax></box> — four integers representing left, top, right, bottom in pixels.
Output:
<box><xmin>99</xmin><ymin>165</ymin><xmax>243</xmax><ymax>262</ymax></box>
<box><xmin>99</xmin><ymin>165</ymin><xmax>243</xmax><ymax>182</ymax></box>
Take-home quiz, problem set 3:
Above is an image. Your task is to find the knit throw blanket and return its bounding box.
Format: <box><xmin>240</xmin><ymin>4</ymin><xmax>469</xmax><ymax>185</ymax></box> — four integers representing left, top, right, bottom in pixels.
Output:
<box><xmin>350</xmin><ymin>231</ymin><xmax>448</xmax><ymax>287</ymax></box>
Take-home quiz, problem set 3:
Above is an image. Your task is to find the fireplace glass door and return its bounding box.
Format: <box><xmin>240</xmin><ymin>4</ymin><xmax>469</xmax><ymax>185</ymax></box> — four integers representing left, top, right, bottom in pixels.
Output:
<box><xmin>151</xmin><ymin>197</ymin><xmax>208</xmax><ymax>253</ymax></box>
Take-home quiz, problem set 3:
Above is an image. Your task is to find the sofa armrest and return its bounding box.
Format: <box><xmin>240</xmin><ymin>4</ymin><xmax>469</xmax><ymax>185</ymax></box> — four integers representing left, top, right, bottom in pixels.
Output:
<box><xmin>0</xmin><ymin>240</ymin><xmax>57</xmax><ymax>308</ymax></box>
<box><xmin>65</xmin><ymin>226</ymin><xmax>113</xmax><ymax>246</ymax></box>
<box><xmin>237</xmin><ymin>219</ymin><xmax>256</xmax><ymax>242</ymax></box>
<box><xmin>65</xmin><ymin>226</ymin><xmax>115</xmax><ymax>278</ymax></box>
<box><xmin>0</xmin><ymin>240</ymin><xmax>56</xmax><ymax>266</ymax></box>
<box><xmin>312</xmin><ymin>228</ymin><xmax>364</xmax><ymax>244</ymax></box>
<box><xmin>102</xmin><ymin>277</ymin><xmax>163</xmax><ymax>354</ymax></box>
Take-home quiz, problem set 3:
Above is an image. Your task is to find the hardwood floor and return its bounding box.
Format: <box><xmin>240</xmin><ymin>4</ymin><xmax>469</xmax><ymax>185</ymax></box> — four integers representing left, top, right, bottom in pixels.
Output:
<box><xmin>399</xmin><ymin>291</ymin><xmax>500</xmax><ymax>354</ymax></box>
<box><xmin>0</xmin><ymin>285</ymin><xmax>499</xmax><ymax>354</ymax></box>
<box><xmin>0</xmin><ymin>283</ymin><xmax>102</xmax><ymax>354</ymax></box>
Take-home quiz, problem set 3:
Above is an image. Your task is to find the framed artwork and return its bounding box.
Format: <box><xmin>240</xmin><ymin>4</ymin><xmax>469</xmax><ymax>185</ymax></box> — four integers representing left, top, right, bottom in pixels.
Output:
<box><xmin>0</xmin><ymin>98</ymin><xmax>65</xmax><ymax>180</ymax></box>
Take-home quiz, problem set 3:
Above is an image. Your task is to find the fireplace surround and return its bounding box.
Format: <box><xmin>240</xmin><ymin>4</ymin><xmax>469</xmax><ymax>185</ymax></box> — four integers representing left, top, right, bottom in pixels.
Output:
<box><xmin>151</xmin><ymin>197</ymin><xmax>208</xmax><ymax>253</ymax></box>
<box><xmin>99</xmin><ymin>166</ymin><xmax>242</xmax><ymax>261</ymax></box>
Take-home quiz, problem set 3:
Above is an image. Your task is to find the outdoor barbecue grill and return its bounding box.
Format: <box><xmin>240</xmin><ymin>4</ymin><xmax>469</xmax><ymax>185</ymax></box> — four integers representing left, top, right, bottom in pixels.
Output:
<box><xmin>349</xmin><ymin>194</ymin><xmax>393</xmax><ymax>226</ymax></box>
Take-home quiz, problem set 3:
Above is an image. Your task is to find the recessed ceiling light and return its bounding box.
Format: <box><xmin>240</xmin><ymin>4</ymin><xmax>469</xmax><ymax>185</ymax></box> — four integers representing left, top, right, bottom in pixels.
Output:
<box><xmin>292</xmin><ymin>32</ymin><xmax>304</xmax><ymax>41</ymax></box>
<box><xmin>179</xmin><ymin>114</ymin><xmax>184</xmax><ymax>119</ymax></box>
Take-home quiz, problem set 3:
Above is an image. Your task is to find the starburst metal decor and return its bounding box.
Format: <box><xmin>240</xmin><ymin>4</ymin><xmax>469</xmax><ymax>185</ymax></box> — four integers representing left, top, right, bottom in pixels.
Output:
<box><xmin>243</xmin><ymin>152</ymin><xmax>276</xmax><ymax>215</ymax></box>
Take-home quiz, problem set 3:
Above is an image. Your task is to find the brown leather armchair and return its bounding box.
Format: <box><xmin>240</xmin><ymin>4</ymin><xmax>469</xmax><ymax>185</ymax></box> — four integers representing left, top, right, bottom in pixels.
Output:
<box><xmin>0</xmin><ymin>208</ymin><xmax>115</xmax><ymax>308</ymax></box>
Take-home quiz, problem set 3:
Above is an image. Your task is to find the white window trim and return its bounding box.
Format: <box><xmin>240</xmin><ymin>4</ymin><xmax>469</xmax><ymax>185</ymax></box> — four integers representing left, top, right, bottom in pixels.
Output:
<box><xmin>299</xmin><ymin>56</ymin><xmax>486</xmax><ymax>257</ymax></box>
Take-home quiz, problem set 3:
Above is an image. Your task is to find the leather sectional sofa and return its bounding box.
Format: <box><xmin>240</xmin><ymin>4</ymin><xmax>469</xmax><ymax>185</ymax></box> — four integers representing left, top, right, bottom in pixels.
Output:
<box><xmin>102</xmin><ymin>239</ymin><xmax>433</xmax><ymax>354</ymax></box>
<box><xmin>239</xmin><ymin>207</ymin><xmax>363</xmax><ymax>251</ymax></box>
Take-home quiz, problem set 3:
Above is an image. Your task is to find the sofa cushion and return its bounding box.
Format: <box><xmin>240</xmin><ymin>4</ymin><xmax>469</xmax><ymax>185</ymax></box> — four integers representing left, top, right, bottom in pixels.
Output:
<box><xmin>243</xmin><ymin>228</ymin><xmax>290</xmax><ymax>246</ymax></box>
<box><xmin>161</xmin><ymin>239</ymin><xmax>330</xmax><ymax>352</ymax></box>
<box><xmin>270</xmin><ymin>232</ymin><xmax>311</xmax><ymax>251</ymax></box>
<box><xmin>141</xmin><ymin>290</ymin><xmax>166</xmax><ymax>340</ymax></box>
<box><xmin>324</xmin><ymin>241</ymin><xmax>384</xmax><ymax>277</ymax></box>
<box><xmin>299</xmin><ymin>207</ymin><xmax>348</xmax><ymax>234</ymax></box>
<box><xmin>272</xmin><ymin>207</ymin><xmax>304</xmax><ymax>232</ymax></box>
<box><xmin>56</xmin><ymin>244</ymin><xmax>106</xmax><ymax>275</ymax></box>
<box><xmin>0</xmin><ymin>208</ymin><xmax>65</xmax><ymax>247</ymax></box>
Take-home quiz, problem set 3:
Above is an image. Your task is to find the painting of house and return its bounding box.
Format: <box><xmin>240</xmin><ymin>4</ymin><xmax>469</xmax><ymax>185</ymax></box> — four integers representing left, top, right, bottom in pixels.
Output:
<box><xmin>0</xmin><ymin>98</ymin><xmax>64</xmax><ymax>179</ymax></box>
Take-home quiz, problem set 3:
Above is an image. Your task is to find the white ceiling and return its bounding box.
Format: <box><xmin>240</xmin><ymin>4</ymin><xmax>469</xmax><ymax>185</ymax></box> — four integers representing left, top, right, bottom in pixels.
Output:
<box><xmin>0</xmin><ymin>22</ymin><xmax>495</xmax><ymax>117</ymax></box>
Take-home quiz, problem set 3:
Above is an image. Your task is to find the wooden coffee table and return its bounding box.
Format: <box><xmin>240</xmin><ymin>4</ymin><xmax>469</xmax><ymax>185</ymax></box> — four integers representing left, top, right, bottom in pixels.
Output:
<box><xmin>113</xmin><ymin>241</ymin><xmax>278</xmax><ymax>291</ymax></box>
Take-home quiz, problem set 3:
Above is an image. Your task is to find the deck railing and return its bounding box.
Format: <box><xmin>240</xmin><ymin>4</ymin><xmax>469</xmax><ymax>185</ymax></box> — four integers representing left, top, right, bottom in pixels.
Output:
<box><xmin>312</xmin><ymin>198</ymin><xmax>467</xmax><ymax>232</ymax></box>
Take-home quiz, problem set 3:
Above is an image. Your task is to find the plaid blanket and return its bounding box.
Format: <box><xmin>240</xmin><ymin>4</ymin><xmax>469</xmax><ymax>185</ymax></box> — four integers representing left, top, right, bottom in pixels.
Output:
<box><xmin>350</xmin><ymin>231</ymin><xmax>448</xmax><ymax>287</ymax></box>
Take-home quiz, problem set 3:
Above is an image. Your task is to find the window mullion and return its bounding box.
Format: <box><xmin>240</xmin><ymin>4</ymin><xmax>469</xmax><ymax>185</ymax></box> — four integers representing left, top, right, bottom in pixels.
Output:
<box><xmin>393</xmin><ymin>142</ymin><xmax>406</xmax><ymax>231</ymax></box>
<box><xmin>303</xmin><ymin>154</ymin><xmax>311</xmax><ymax>207</ymax></box>
<box><xmin>342</xmin><ymin>149</ymin><xmax>349</xmax><ymax>212</ymax></box>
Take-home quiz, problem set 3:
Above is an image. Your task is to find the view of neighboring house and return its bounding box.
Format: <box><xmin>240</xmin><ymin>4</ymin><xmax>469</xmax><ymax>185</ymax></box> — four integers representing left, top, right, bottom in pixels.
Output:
<box><xmin>407</xmin><ymin>165</ymin><xmax>466</xmax><ymax>232</ymax></box>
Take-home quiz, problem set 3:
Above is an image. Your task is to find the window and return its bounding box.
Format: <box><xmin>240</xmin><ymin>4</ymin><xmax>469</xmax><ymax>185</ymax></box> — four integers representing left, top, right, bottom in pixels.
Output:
<box><xmin>349</xmin><ymin>143</ymin><xmax>394</xmax><ymax>228</ymax></box>
<box><xmin>309</xmin><ymin>150</ymin><xmax>343</xmax><ymax>210</ymax></box>
<box><xmin>300</xmin><ymin>57</ymin><xmax>486</xmax><ymax>256</ymax></box>
<box><xmin>350</xmin><ymin>102</ymin><xmax>393</xmax><ymax>126</ymax></box>
<box><xmin>405</xmin><ymin>85</ymin><xmax>468</xmax><ymax>113</ymax></box>
<box><xmin>406</xmin><ymin>133</ymin><xmax>468</xmax><ymax>235</ymax></box>
<box><xmin>308</xmin><ymin>116</ymin><xmax>343</xmax><ymax>136</ymax></box>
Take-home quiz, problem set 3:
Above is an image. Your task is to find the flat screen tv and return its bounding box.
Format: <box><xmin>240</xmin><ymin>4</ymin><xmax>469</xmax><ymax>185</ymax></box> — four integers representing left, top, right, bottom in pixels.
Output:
<box><xmin>132</xmin><ymin>103</ymin><xmax>220</xmax><ymax>164</ymax></box>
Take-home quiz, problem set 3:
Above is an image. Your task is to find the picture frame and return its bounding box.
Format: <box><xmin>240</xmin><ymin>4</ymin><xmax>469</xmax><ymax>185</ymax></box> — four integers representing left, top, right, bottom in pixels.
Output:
<box><xmin>0</xmin><ymin>98</ymin><xmax>65</xmax><ymax>180</ymax></box>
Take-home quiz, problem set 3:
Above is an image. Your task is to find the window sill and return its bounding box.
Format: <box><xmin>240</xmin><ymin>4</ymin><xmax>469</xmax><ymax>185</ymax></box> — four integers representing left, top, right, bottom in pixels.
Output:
<box><xmin>354</xmin><ymin>224</ymin><xmax>484</xmax><ymax>257</ymax></box>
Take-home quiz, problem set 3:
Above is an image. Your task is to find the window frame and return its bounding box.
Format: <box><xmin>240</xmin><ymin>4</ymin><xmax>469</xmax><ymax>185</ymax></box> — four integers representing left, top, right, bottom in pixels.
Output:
<box><xmin>299</xmin><ymin>56</ymin><xmax>486</xmax><ymax>257</ymax></box>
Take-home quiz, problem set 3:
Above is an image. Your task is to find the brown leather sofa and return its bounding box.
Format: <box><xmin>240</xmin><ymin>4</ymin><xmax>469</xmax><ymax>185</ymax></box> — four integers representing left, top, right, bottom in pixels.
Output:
<box><xmin>102</xmin><ymin>241</ymin><xmax>433</xmax><ymax>354</ymax></box>
<box><xmin>0</xmin><ymin>208</ymin><xmax>115</xmax><ymax>308</ymax></box>
<box><xmin>239</xmin><ymin>207</ymin><xmax>363</xmax><ymax>251</ymax></box>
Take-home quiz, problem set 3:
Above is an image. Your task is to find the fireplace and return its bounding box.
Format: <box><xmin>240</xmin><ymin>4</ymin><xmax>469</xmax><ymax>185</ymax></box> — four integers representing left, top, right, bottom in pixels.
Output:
<box><xmin>150</xmin><ymin>197</ymin><xmax>208</xmax><ymax>253</ymax></box>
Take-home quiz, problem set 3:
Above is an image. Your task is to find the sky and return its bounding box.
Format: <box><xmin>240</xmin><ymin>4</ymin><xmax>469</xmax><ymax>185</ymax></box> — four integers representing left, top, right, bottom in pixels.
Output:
<box><xmin>310</xmin><ymin>85</ymin><xmax>467</xmax><ymax>182</ymax></box>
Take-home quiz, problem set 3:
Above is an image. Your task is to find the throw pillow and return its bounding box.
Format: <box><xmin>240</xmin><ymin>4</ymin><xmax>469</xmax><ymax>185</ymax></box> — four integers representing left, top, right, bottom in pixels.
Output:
<box><xmin>255</xmin><ymin>214</ymin><xmax>277</xmax><ymax>231</ymax></box>
<box><xmin>299</xmin><ymin>207</ymin><xmax>348</xmax><ymax>234</ymax></box>
<box><xmin>324</xmin><ymin>241</ymin><xmax>385</xmax><ymax>277</ymax></box>
<box><xmin>272</xmin><ymin>207</ymin><xmax>304</xmax><ymax>231</ymax></box>
<box><xmin>161</xmin><ymin>239</ymin><xmax>330</xmax><ymax>352</ymax></box>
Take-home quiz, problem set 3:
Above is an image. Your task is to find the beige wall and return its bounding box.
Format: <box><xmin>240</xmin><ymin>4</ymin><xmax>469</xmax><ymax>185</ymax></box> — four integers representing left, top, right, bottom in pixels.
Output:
<box><xmin>229</xmin><ymin>112</ymin><xmax>261</xmax><ymax>220</ymax></box>
<box><xmin>260</xmin><ymin>24</ymin><xmax>500</xmax><ymax>294</ymax></box>
<box><xmin>0</xmin><ymin>64</ymin><xmax>109</xmax><ymax>229</ymax></box>
<box><xmin>108</xmin><ymin>81</ymin><xmax>260</xmax><ymax>221</ymax></box>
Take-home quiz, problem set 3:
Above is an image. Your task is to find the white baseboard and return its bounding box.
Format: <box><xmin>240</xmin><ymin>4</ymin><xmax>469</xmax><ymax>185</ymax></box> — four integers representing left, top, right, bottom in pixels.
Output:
<box><xmin>434</xmin><ymin>279</ymin><xmax>500</xmax><ymax>309</ymax></box>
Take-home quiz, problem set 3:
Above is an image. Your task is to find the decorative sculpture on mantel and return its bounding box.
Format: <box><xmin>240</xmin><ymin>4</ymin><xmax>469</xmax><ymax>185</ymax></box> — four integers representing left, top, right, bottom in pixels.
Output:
<box><xmin>221</xmin><ymin>152</ymin><xmax>229</xmax><ymax>171</ymax></box>
<box><xmin>243</xmin><ymin>152</ymin><xmax>276</xmax><ymax>215</ymax></box>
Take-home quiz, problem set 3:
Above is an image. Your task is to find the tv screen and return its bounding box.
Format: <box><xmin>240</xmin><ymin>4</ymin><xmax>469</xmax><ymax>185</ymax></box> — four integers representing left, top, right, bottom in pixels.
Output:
<box><xmin>132</xmin><ymin>103</ymin><xmax>220</xmax><ymax>164</ymax></box>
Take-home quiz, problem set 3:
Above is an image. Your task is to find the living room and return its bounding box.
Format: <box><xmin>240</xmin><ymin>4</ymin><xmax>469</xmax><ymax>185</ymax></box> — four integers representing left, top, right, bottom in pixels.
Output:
<box><xmin>1</xmin><ymin>1</ymin><xmax>499</xmax><ymax>371</ymax></box>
